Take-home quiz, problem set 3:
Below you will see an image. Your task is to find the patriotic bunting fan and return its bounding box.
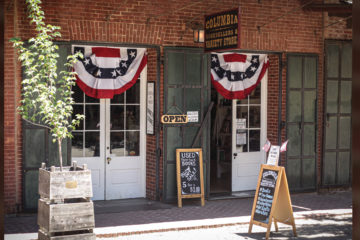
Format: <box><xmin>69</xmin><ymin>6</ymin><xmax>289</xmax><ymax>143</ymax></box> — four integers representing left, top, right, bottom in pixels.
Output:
<box><xmin>211</xmin><ymin>53</ymin><xmax>269</xmax><ymax>99</ymax></box>
<box><xmin>73</xmin><ymin>46</ymin><xmax>147</xmax><ymax>99</ymax></box>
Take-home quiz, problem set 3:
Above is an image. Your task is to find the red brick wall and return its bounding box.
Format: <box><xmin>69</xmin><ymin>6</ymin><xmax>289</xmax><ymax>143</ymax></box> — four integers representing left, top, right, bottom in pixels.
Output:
<box><xmin>4</xmin><ymin>0</ymin><xmax>352</xmax><ymax>213</ymax></box>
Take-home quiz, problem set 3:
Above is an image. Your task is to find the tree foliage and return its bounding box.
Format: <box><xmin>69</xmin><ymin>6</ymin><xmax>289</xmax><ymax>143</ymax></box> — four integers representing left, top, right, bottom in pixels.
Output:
<box><xmin>11</xmin><ymin>0</ymin><xmax>84</xmax><ymax>170</ymax></box>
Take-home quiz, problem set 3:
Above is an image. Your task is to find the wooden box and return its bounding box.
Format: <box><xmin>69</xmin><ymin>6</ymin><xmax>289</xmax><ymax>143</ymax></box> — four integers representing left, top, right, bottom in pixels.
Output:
<box><xmin>38</xmin><ymin>167</ymin><xmax>93</xmax><ymax>200</ymax></box>
<box><xmin>38</xmin><ymin>199</ymin><xmax>95</xmax><ymax>233</ymax></box>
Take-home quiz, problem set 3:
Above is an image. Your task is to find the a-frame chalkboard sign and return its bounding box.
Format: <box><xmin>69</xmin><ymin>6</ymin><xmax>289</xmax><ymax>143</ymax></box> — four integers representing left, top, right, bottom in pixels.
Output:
<box><xmin>176</xmin><ymin>148</ymin><xmax>205</xmax><ymax>208</ymax></box>
<box><xmin>249</xmin><ymin>164</ymin><xmax>297</xmax><ymax>240</ymax></box>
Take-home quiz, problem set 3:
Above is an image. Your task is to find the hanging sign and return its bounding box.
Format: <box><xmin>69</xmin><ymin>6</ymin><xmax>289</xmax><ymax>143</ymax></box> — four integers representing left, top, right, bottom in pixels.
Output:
<box><xmin>161</xmin><ymin>115</ymin><xmax>188</xmax><ymax>124</ymax></box>
<box><xmin>204</xmin><ymin>8</ymin><xmax>240</xmax><ymax>52</ymax></box>
<box><xmin>187</xmin><ymin>111</ymin><xmax>199</xmax><ymax>123</ymax></box>
<box><xmin>266</xmin><ymin>145</ymin><xmax>280</xmax><ymax>166</ymax></box>
<box><xmin>249</xmin><ymin>164</ymin><xmax>297</xmax><ymax>240</ymax></box>
<box><xmin>176</xmin><ymin>148</ymin><xmax>205</xmax><ymax>207</ymax></box>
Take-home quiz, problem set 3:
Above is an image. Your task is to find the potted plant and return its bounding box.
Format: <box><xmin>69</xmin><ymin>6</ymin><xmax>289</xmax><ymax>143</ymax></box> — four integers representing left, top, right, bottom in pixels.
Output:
<box><xmin>11</xmin><ymin>0</ymin><xmax>95</xmax><ymax>239</ymax></box>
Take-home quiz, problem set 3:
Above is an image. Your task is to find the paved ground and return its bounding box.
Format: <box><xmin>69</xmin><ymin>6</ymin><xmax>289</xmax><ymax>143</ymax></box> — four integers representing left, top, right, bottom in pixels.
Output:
<box><xmin>4</xmin><ymin>190</ymin><xmax>352</xmax><ymax>239</ymax></box>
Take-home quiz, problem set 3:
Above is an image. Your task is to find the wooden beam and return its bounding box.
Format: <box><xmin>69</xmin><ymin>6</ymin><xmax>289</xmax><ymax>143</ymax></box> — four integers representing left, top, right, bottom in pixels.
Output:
<box><xmin>353</xmin><ymin>0</ymin><xmax>360</xmax><ymax>238</ymax></box>
<box><xmin>303</xmin><ymin>3</ymin><xmax>352</xmax><ymax>13</ymax></box>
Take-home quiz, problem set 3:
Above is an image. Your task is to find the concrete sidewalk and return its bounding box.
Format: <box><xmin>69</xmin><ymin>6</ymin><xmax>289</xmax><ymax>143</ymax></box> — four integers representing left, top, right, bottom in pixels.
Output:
<box><xmin>4</xmin><ymin>190</ymin><xmax>352</xmax><ymax>239</ymax></box>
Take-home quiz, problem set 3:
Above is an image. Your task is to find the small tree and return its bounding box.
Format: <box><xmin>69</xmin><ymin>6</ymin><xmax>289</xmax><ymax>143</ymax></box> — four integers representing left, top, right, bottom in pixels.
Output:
<box><xmin>11</xmin><ymin>0</ymin><xmax>84</xmax><ymax>171</ymax></box>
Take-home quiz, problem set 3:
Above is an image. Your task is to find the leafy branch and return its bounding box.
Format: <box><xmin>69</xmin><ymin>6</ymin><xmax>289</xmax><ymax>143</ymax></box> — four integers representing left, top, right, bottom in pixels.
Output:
<box><xmin>11</xmin><ymin>0</ymin><xmax>84</xmax><ymax>171</ymax></box>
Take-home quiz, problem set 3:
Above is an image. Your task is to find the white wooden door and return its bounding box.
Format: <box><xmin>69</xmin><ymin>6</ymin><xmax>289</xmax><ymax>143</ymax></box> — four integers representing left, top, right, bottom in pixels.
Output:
<box><xmin>105</xmin><ymin>69</ymin><xmax>146</xmax><ymax>200</ymax></box>
<box><xmin>72</xmin><ymin>69</ymin><xmax>146</xmax><ymax>200</ymax></box>
<box><xmin>231</xmin><ymin>73</ymin><xmax>267</xmax><ymax>192</ymax></box>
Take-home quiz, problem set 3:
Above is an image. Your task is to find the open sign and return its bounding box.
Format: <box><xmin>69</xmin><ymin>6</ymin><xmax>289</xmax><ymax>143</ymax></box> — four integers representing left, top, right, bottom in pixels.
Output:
<box><xmin>161</xmin><ymin>115</ymin><xmax>188</xmax><ymax>124</ymax></box>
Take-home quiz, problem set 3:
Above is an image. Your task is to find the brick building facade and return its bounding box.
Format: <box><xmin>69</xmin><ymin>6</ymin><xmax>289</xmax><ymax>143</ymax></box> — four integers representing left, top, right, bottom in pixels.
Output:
<box><xmin>4</xmin><ymin>0</ymin><xmax>352</xmax><ymax>213</ymax></box>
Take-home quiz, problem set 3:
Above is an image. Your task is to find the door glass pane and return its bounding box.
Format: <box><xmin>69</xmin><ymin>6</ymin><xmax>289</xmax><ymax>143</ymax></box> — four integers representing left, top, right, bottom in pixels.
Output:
<box><xmin>126</xmin><ymin>106</ymin><xmax>140</xmax><ymax>130</ymax></box>
<box><xmin>85</xmin><ymin>105</ymin><xmax>100</xmax><ymax>130</ymax></box>
<box><xmin>237</xmin><ymin>97</ymin><xmax>248</xmax><ymax>105</ymax></box>
<box><xmin>326</xmin><ymin>44</ymin><xmax>339</xmax><ymax>78</ymax></box>
<box><xmin>184</xmin><ymin>127</ymin><xmax>199</xmax><ymax>148</ymax></box>
<box><xmin>126</xmin><ymin>81</ymin><xmax>140</xmax><ymax>104</ymax></box>
<box><xmin>167</xmin><ymin>88</ymin><xmax>183</xmax><ymax>113</ymax></box>
<box><xmin>325</xmin><ymin>116</ymin><xmax>337</xmax><ymax>149</ymax></box>
<box><xmin>288</xmin><ymin>90</ymin><xmax>301</xmax><ymax>122</ymax></box>
<box><xmin>166</xmin><ymin>127</ymin><xmax>182</xmax><ymax>160</ymax></box>
<box><xmin>304</xmin><ymin>91</ymin><xmax>316</xmax><ymax>122</ymax></box>
<box><xmin>126</xmin><ymin>131</ymin><xmax>139</xmax><ymax>156</ymax></box>
<box><xmin>302</xmin><ymin>158</ymin><xmax>316</xmax><ymax>188</ymax></box>
<box><xmin>203</xmin><ymin>55</ymin><xmax>209</xmax><ymax>87</ymax></box>
<box><xmin>185</xmin><ymin>88</ymin><xmax>201</xmax><ymax>112</ymax></box>
<box><xmin>339</xmin><ymin>116</ymin><xmax>351</xmax><ymax>149</ymax></box>
<box><xmin>72</xmin><ymin>84</ymin><xmax>84</xmax><ymax>103</ymax></box>
<box><xmin>85</xmin><ymin>94</ymin><xmax>100</xmax><ymax>103</ymax></box>
<box><xmin>236</xmin><ymin>105</ymin><xmax>248</xmax><ymax>126</ymax></box>
<box><xmin>168</xmin><ymin>52</ymin><xmax>184</xmax><ymax>85</ymax></box>
<box><xmin>48</xmin><ymin>139</ymin><xmax>68</xmax><ymax>167</ymax></box>
<box><xmin>340</xmin><ymin>81</ymin><xmax>352</xmax><ymax>113</ymax></box>
<box><xmin>186</xmin><ymin>53</ymin><xmax>201</xmax><ymax>85</ymax></box>
<box><xmin>341</xmin><ymin>43</ymin><xmax>352</xmax><ymax>78</ymax></box>
<box><xmin>249</xmin><ymin>130</ymin><xmax>260</xmax><ymax>152</ymax></box>
<box><xmin>24</xmin><ymin>170</ymin><xmax>39</xmax><ymax>209</ymax></box>
<box><xmin>111</xmin><ymin>132</ymin><xmax>125</xmax><ymax>156</ymax></box>
<box><xmin>303</xmin><ymin>125</ymin><xmax>315</xmax><ymax>156</ymax></box>
<box><xmin>85</xmin><ymin>132</ymin><xmax>100</xmax><ymax>157</ymax></box>
<box><xmin>288</xmin><ymin>56</ymin><xmax>302</xmax><ymax>89</ymax></box>
<box><xmin>287</xmin><ymin>125</ymin><xmax>301</xmax><ymax>157</ymax></box>
<box><xmin>111</xmin><ymin>106</ymin><xmax>124</xmax><ymax>130</ymax></box>
<box><xmin>323</xmin><ymin>152</ymin><xmax>336</xmax><ymax>185</ymax></box>
<box><xmin>304</xmin><ymin>57</ymin><xmax>316</xmax><ymax>89</ymax></box>
<box><xmin>72</xmin><ymin>132</ymin><xmax>83</xmax><ymax>157</ymax></box>
<box><xmin>338</xmin><ymin>152</ymin><xmax>350</xmax><ymax>184</ymax></box>
<box><xmin>236</xmin><ymin>130</ymin><xmax>247</xmax><ymax>152</ymax></box>
<box><xmin>249</xmin><ymin>106</ymin><xmax>260</xmax><ymax>128</ymax></box>
<box><xmin>73</xmin><ymin>105</ymin><xmax>84</xmax><ymax>130</ymax></box>
<box><xmin>112</xmin><ymin>93</ymin><xmax>124</xmax><ymax>104</ymax></box>
<box><xmin>326</xmin><ymin>80</ymin><xmax>338</xmax><ymax>114</ymax></box>
<box><xmin>249</xmin><ymin>84</ymin><xmax>261</xmax><ymax>104</ymax></box>
<box><xmin>287</xmin><ymin>159</ymin><xmax>301</xmax><ymax>189</ymax></box>
<box><xmin>25</xmin><ymin>129</ymin><xmax>45</xmax><ymax>168</ymax></box>
<box><xmin>166</xmin><ymin>164</ymin><xmax>176</xmax><ymax>198</ymax></box>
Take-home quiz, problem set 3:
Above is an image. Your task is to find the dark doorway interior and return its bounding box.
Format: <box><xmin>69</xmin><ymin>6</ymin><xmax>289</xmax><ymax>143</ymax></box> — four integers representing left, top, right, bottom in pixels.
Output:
<box><xmin>210</xmin><ymin>87</ymin><xmax>232</xmax><ymax>196</ymax></box>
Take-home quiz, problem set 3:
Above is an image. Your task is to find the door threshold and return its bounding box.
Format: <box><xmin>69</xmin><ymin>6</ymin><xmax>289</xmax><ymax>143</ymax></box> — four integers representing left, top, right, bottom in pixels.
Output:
<box><xmin>208</xmin><ymin>191</ymin><xmax>255</xmax><ymax>201</ymax></box>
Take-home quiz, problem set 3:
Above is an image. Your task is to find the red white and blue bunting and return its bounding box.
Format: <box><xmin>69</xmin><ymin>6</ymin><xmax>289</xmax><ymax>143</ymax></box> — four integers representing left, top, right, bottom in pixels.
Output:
<box><xmin>72</xmin><ymin>46</ymin><xmax>147</xmax><ymax>99</ymax></box>
<box><xmin>210</xmin><ymin>53</ymin><xmax>269</xmax><ymax>99</ymax></box>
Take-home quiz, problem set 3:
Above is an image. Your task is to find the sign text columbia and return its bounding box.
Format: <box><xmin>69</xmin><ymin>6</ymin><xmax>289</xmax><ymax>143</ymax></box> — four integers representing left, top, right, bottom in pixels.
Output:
<box><xmin>205</xmin><ymin>8</ymin><xmax>240</xmax><ymax>52</ymax></box>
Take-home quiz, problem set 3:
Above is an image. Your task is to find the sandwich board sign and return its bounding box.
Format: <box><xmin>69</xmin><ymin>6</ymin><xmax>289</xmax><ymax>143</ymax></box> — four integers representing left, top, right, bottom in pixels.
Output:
<box><xmin>249</xmin><ymin>164</ymin><xmax>297</xmax><ymax>240</ymax></box>
<box><xmin>176</xmin><ymin>148</ymin><xmax>205</xmax><ymax>208</ymax></box>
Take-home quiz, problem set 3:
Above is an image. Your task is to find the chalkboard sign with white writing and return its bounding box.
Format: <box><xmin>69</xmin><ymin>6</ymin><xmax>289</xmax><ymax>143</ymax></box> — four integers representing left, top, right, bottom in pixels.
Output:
<box><xmin>176</xmin><ymin>148</ymin><xmax>204</xmax><ymax>207</ymax></box>
<box><xmin>253</xmin><ymin>169</ymin><xmax>279</xmax><ymax>224</ymax></box>
<box><xmin>179</xmin><ymin>151</ymin><xmax>201</xmax><ymax>195</ymax></box>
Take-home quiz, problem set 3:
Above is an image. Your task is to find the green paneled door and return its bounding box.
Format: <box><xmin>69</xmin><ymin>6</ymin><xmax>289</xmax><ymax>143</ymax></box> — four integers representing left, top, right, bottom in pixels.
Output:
<box><xmin>286</xmin><ymin>54</ymin><xmax>317</xmax><ymax>191</ymax></box>
<box><xmin>22</xmin><ymin>43</ymin><xmax>71</xmax><ymax>211</ymax></box>
<box><xmin>323</xmin><ymin>41</ymin><xmax>352</xmax><ymax>186</ymax></box>
<box><xmin>163</xmin><ymin>48</ymin><xmax>210</xmax><ymax>201</ymax></box>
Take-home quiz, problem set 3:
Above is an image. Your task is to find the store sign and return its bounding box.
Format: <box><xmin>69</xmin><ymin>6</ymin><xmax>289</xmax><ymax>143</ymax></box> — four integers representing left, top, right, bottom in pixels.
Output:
<box><xmin>187</xmin><ymin>111</ymin><xmax>199</xmax><ymax>123</ymax></box>
<box><xmin>205</xmin><ymin>8</ymin><xmax>240</xmax><ymax>52</ymax></box>
<box><xmin>161</xmin><ymin>115</ymin><xmax>188</xmax><ymax>124</ymax></box>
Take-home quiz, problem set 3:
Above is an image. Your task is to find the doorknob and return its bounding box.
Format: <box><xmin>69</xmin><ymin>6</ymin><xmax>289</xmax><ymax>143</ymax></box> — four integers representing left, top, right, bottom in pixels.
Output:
<box><xmin>107</xmin><ymin>157</ymin><xmax>111</xmax><ymax>164</ymax></box>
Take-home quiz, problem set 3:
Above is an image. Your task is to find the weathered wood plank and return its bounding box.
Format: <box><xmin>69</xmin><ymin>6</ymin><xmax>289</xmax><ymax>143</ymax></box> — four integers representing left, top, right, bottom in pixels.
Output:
<box><xmin>38</xmin><ymin>199</ymin><xmax>95</xmax><ymax>232</ymax></box>
<box><xmin>39</xmin><ymin>167</ymin><xmax>93</xmax><ymax>200</ymax></box>
<box><xmin>38</xmin><ymin>229</ymin><xmax>96</xmax><ymax>240</ymax></box>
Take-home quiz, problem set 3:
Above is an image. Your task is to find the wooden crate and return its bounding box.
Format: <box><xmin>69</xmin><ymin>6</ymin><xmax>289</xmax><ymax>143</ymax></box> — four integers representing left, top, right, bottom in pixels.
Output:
<box><xmin>38</xmin><ymin>199</ymin><xmax>95</xmax><ymax>233</ymax></box>
<box><xmin>38</xmin><ymin>229</ymin><xmax>96</xmax><ymax>240</ymax></box>
<box><xmin>39</xmin><ymin>166</ymin><xmax>93</xmax><ymax>200</ymax></box>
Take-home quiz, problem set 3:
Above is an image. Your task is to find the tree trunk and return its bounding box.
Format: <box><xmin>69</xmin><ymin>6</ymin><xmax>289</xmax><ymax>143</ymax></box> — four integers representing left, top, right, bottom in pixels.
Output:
<box><xmin>58</xmin><ymin>138</ymin><xmax>63</xmax><ymax>171</ymax></box>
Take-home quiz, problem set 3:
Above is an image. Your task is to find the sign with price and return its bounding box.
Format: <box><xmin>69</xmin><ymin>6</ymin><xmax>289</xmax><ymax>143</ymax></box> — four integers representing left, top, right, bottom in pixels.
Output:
<box><xmin>249</xmin><ymin>164</ymin><xmax>297</xmax><ymax>240</ymax></box>
<box><xmin>176</xmin><ymin>148</ymin><xmax>205</xmax><ymax>208</ymax></box>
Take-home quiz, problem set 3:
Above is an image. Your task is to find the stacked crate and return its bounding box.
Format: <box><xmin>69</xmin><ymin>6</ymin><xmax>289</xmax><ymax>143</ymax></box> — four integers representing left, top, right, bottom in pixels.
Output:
<box><xmin>38</xmin><ymin>162</ymin><xmax>96</xmax><ymax>240</ymax></box>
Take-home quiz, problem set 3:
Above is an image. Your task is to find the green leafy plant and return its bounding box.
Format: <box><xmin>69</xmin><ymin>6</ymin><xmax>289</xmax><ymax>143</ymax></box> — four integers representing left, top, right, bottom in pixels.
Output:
<box><xmin>11</xmin><ymin>0</ymin><xmax>84</xmax><ymax>171</ymax></box>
